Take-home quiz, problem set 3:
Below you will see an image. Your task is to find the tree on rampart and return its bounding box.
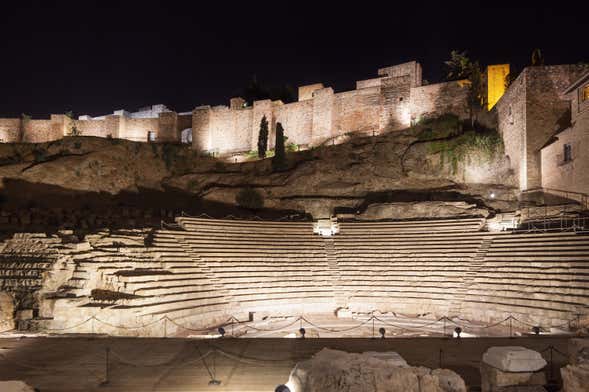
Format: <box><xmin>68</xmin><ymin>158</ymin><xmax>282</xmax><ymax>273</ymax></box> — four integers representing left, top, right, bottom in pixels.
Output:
<box><xmin>65</xmin><ymin>111</ymin><xmax>81</xmax><ymax>136</ymax></box>
<box><xmin>272</xmin><ymin>122</ymin><xmax>287</xmax><ymax>171</ymax></box>
<box><xmin>19</xmin><ymin>113</ymin><xmax>30</xmax><ymax>143</ymax></box>
<box><xmin>445</xmin><ymin>50</ymin><xmax>486</xmax><ymax>127</ymax></box>
<box><xmin>531</xmin><ymin>48</ymin><xmax>544</xmax><ymax>66</ymax></box>
<box><xmin>243</xmin><ymin>75</ymin><xmax>296</xmax><ymax>105</ymax></box>
<box><xmin>258</xmin><ymin>115</ymin><xmax>269</xmax><ymax>158</ymax></box>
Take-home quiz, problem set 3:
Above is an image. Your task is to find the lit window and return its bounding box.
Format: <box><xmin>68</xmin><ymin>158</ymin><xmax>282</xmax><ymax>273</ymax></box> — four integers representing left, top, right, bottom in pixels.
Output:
<box><xmin>564</xmin><ymin>143</ymin><xmax>572</xmax><ymax>163</ymax></box>
<box><xmin>147</xmin><ymin>131</ymin><xmax>156</xmax><ymax>142</ymax></box>
<box><xmin>583</xmin><ymin>85</ymin><xmax>589</xmax><ymax>102</ymax></box>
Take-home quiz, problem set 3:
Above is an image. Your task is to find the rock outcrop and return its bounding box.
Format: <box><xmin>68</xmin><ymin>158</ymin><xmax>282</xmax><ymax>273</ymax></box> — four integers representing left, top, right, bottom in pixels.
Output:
<box><xmin>561</xmin><ymin>339</ymin><xmax>589</xmax><ymax>392</ymax></box>
<box><xmin>0</xmin><ymin>119</ymin><xmax>518</xmax><ymax>220</ymax></box>
<box><xmin>0</xmin><ymin>381</ymin><xmax>36</xmax><ymax>392</ymax></box>
<box><xmin>286</xmin><ymin>348</ymin><xmax>466</xmax><ymax>392</ymax></box>
<box><xmin>480</xmin><ymin>347</ymin><xmax>547</xmax><ymax>392</ymax></box>
<box><xmin>0</xmin><ymin>291</ymin><xmax>15</xmax><ymax>332</ymax></box>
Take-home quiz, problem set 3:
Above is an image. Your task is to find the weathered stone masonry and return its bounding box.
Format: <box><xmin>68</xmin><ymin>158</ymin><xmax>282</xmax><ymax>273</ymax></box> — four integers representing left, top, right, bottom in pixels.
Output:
<box><xmin>0</xmin><ymin>62</ymin><xmax>469</xmax><ymax>155</ymax></box>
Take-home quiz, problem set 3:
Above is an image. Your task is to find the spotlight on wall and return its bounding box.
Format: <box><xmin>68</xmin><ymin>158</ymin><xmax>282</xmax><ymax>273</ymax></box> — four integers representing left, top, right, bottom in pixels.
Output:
<box><xmin>532</xmin><ymin>326</ymin><xmax>541</xmax><ymax>335</ymax></box>
<box><xmin>454</xmin><ymin>327</ymin><xmax>462</xmax><ymax>338</ymax></box>
<box><xmin>218</xmin><ymin>327</ymin><xmax>226</xmax><ymax>337</ymax></box>
<box><xmin>490</xmin><ymin>192</ymin><xmax>496</xmax><ymax>199</ymax></box>
<box><xmin>379</xmin><ymin>327</ymin><xmax>386</xmax><ymax>339</ymax></box>
<box><xmin>299</xmin><ymin>327</ymin><xmax>306</xmax><ymax>338</ymax></box>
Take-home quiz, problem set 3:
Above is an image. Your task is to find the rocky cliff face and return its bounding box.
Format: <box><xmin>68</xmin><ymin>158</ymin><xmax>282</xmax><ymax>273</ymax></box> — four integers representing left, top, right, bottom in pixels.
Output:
<box><xmin>0</xmin><ymin>118</ymin><xmax>518</xmax><ymax>220</ymax></box>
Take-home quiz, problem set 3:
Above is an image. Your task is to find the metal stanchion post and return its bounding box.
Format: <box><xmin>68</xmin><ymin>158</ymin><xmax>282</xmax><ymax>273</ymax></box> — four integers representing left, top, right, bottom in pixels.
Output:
<box><xmin>443</xmin><ymin>317</ymin><xmax>447</xmax><ymax>338</ymax></box>
<box><xmin>509</xmin><ymin>316</ymin><xmax>513</xmax><ymax>338</ymax></box>
<box><xmin>164</xmin><ymin>317</ymin><xmax>167</xmax><ymax>338</ymax></box>
<box><xmin>549</xmin><ymin>346</ymin><xmax>554</xmax><ymax>381</ymax></box>
<box><xmin>100</xmin><ymin>346</ymin><xmax>110</xmax><ymax>387</ymax></box>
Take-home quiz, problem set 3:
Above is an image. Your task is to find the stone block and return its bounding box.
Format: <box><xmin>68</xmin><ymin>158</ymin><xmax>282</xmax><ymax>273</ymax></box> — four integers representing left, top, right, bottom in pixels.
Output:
<box><xmin>0</xmin><ymin>381</ymin><xmax>36</xmax><ymax>392</ymax></box>
<box><xmin>568</xmin><ymin>338</ymin><xmax>589</xmax><ymax>365</ymax></box>
<box><xmin>483</xmin><ymin>346</ymin><xmax>547</xmax><ymax>372</ymax></box>
<box><xmin>561</xmin><ymin>363</ymin><xmax>589</xmax><ymax>392</ymax></box>
<box><xmin>480</xmin><ymin>362</ymin><xmax>546</xmax><ymax>392</ymax></box>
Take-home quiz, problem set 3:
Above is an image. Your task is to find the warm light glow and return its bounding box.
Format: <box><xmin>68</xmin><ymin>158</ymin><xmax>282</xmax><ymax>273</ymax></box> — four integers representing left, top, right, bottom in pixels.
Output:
<box><xmin>487</xmin><ymin>64</ymin><xmax>510</xmax><ymax>110</ymax></box>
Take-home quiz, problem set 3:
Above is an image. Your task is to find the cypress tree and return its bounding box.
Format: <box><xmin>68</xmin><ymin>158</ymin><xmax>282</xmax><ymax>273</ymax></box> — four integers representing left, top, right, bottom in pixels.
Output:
<box><xmin>272</xmin><ymin>122</ymin><xmax>287</xmax><ymax>171</ymax></box>
<box><xmin>257</xmin><ymin>115</ymin><xmax>269</xmax><ymax>158</ymax></box>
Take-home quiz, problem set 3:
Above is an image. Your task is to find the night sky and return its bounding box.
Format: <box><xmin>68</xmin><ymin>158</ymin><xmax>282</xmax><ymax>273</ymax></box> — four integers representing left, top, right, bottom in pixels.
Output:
<box><xmin>1</xmin><ymin>1</ymin><xmax>587</xmax><ymax>118</ymax></box>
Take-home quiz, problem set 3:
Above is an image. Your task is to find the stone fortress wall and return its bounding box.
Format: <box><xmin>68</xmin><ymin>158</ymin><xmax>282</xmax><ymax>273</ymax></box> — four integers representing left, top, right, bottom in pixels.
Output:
<box><xmin>0</xmin><ymin>62</ymin><xmax>469</xmax><ymax>154</ymax></box>
<box><xmin>495</xmin><ymin>65</ymin><xmax>589</xmax><ymax>191</ymax></box>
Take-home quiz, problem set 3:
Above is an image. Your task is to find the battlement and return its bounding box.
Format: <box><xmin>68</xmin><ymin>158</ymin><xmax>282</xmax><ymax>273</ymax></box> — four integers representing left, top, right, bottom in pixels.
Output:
<box><xmin>0</xmin><ymin>61</ymin><xmax>469</xmax><ymax>152</ymax></box>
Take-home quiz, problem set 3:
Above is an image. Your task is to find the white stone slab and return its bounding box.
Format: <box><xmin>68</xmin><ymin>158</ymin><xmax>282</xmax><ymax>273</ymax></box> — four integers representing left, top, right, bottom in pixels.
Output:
<box><xmin>482</xmin><ymin>346</ymin><xmax>547</xmax><ymax>372</ymax></box>
<box><xmin>362</xmin><ymin>351</ymin><xmax>409</xmax><ymax>367</ymax></box>
<box><xmin>0</xmin><ymin>381</ymin><xmax>36</xmax><ymax>392</ymax></box>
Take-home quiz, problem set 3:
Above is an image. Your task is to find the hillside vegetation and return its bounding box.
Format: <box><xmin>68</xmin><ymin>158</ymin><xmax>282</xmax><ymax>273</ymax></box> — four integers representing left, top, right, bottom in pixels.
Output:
<box><xmin>0</xmin><ymin>115</ymin><xmax>517</xmax><ymax>219</ymax></box>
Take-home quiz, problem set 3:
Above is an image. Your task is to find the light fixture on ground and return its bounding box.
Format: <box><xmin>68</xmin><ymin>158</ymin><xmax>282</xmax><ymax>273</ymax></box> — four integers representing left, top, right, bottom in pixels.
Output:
<box><xmin>454</xmin><ymin>327</ymin><xmax>462</xmax><ymax>338</ymax></box>
<box><xmin>379</xmin><ymin>327</ymin><xmax>386</xmax><ymax>339</ymax></box>
<box><xmin>218</xmin><ymin>327</ymin><xmax>225</xmax><ymax>337</ymax></box>
<box><xmin>532</xmin><ymin>326</ymin><xmax>541</xmax><ymax>335</ymax></box>
<box><xmin>275</xmin><ymin>385</ymin><xmax>291</xmax><ymax>392</ymax></box>
<box><xmin>299</xmin><ymin>327</ymin><xmax>305</xmax><ymax>338</ymax></box>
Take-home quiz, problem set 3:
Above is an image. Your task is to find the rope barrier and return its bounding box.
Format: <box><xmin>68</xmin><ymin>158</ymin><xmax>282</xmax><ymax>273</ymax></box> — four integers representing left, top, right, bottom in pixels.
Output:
<box><xmin>110</xmin><ymin>348</ymin><xmax>211</xmax><ymax>368</ymax></box>
<box><xmin>179</xmin><ymin>211</ymin><xmax>307</xmax><ymax>222</ymax></box>
<box><xmin>301</xmin><ymin>316</ymin><xmax>374</xmax><ymax>333</ymax></box>
<box><xmin>33</xmin><ymin>311</ymin><xmax>584</xmax><ymax>337</ymax></box>
<box><xmin>164</xmin><ymin>315</ymin><xmax>239</xmax><ymax>333</ymax></box>
<box><xmin>93</xmin><ymin>316</ymin><xmax>166</xmax><ymax>330</ymax></box>
<box><xmin>240</xmin><ymin>317</ymin><xmax>303</xmax><ymax>332</ymax></box>
<box><xmin>540</xmin><ymin>345</ymin><xmax>568</xmax><ymax>358</ymax></box>
<box><xmin>43</xmin><ymin>316</ymin><xmax>95</xmax><ymax>331</ymax></box>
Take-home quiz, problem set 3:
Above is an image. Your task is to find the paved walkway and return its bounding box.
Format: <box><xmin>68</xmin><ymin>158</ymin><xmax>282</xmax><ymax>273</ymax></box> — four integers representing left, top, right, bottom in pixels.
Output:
<box><xmin>0</xmin><ymin>335</ymin><xmax>572</xmax><ymax>391</ymax></box>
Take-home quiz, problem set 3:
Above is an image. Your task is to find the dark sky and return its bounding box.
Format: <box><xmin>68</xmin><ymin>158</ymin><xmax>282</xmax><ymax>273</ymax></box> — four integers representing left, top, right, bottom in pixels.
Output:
<box><xmin>1</xmin><ymin>1</ymin><xmax>587</xmax><ymax>118</ymax></box>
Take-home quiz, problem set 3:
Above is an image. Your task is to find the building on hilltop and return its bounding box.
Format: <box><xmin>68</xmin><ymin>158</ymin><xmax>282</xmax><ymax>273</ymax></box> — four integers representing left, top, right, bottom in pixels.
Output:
<box><xmin>540</xmin><ymin>71</ymin><xmax>589</xmax><ymax>203</ymax></box>
<box><xmin>495</xmin><ymin>64</ymin><xmax>588</xmax><ymax>191</ymax></box>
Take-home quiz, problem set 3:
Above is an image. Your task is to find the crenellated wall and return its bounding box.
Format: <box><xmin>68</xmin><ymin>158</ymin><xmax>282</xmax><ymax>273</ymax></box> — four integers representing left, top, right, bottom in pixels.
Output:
<box><xmin>0</xmin><ymin>62</ymin><xmax>471</xmax><ymax>154</ymax></box>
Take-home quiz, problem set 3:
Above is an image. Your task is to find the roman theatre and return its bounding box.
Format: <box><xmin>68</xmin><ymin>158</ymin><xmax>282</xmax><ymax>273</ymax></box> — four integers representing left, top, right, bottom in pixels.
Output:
<box><xmin>2</xmin><ymin>212</ymin><xmax>588</xmax><ymax>338</ymax></box>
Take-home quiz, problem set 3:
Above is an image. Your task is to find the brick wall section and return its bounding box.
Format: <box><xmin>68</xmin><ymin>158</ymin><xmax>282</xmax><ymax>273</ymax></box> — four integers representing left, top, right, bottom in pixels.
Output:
<box><xmin>311</xmin><ymin>87</ymin><xmax>335</xmax><ymax>144</ymax></box>
<box><xmin>410</xmin><ymin>81</ymin><xmax>470</xmax><ymax>122</ymax></box>
<box><xmin>0</xmin><ymin>119</ymin><xmax>22</xmax><ymax>142</ymax></box>
<box><xmin>74</xmin><ymin>119</ymin><xmax>107</xmax><ymax>137</ymax></box>
<box><xmin>192</xmin><ymin>106</ymin><xmax>211</xmax><ymax>151</ymax></box>
<box><xmin>380</xmin><ymin>75</ymin><xmax>412</xmax><ymax>131</ymax></box>
<box><xmin>119</xmin><ymin>117</ymin><xmax>159</xmax><ymax>142</ymax></box>
<box><xmin>157</xmin><ymin>112</ymin><xmax>178</xmax><ymax>142</ymax></box>
<box><xmin>298</xmin><ymin>83</ymin><xmax>324</xmax><ymax>101</ymax></box>
<box><xmin>333</xmin><ymin>87</ymin><xmax>381</xmax><ymax>136</ymax></box>
<box><xmin>274</xmin><ymin>100</ymin><xmax>313</xmax><ymax>146</ymax></box>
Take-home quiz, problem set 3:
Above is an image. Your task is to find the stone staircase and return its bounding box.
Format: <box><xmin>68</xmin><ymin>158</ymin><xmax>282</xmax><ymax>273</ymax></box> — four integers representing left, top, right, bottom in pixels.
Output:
<box><xmin>448</xmin><ymin>236</ymin><xmax>494</xmax><ymax>318</ymax></box>
<box><xmin>324</xmin><ymin>238</ymin><xmax>346</xmax><ymax>308</ymax></box>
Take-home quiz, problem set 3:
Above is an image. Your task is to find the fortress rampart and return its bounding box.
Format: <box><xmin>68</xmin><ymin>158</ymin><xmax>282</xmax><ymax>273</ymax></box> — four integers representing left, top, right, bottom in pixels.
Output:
<box><xmin>0</xmin><ymin>62</ymin><xmax>469</xmax><ymax>155</ymax></box>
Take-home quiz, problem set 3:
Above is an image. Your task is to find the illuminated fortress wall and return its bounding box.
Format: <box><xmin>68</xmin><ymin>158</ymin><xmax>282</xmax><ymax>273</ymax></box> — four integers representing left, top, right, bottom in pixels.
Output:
<box><xmin>496</xmin><ymin>65</ymin><xmax>588</xmax><ymax>190</ymax></box>
<box><xmin>0</xmin><ymin>62</ymin><xmax>470</xmax><ymax>152</ymax></box>
<box><xmin>192</xmin><ymin>61</ymin><xmax>470</xmax><ymax>154</ymax></box>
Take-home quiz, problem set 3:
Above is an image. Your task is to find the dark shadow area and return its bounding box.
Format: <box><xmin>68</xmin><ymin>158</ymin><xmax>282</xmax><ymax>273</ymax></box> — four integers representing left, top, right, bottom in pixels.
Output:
<box><xmin>0</xmin><ymin>178</ymin><xmax>309</xmax><ymax>238</ymax></box>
